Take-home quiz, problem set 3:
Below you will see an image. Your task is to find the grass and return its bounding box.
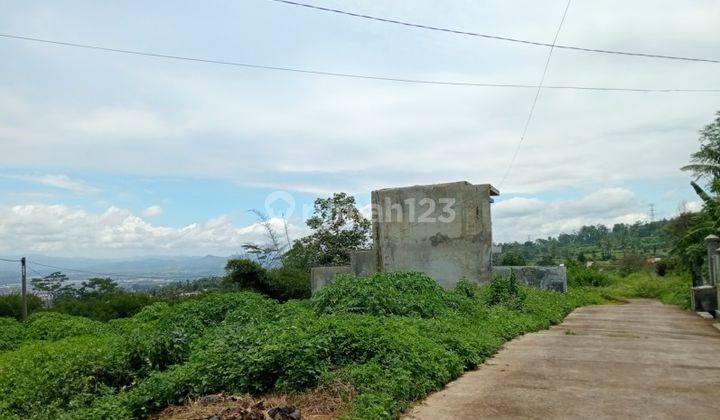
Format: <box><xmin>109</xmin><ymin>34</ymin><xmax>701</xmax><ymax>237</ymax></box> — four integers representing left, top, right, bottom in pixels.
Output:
<box><xmin>0</xmin><ymin>269</ymin><xmax>692</xmax><ymax>419</ymax></box>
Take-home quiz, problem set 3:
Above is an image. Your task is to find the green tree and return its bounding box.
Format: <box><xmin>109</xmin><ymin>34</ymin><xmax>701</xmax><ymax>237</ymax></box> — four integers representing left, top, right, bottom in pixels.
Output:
<box><xmin>500</xmin><ymin>253</ymin><xmax>526</xmax><ymax>266</ymax></box>
<box><xmin>284</xmin><ymin>192</ymin><xmax>371</xmax><ymax>271</ymax></box>
<box><xmin>31</xmin><ymin>272</ymin><xmax>74</xmax><ymax>302</ymax></box>
<box><xmin>77</xmin><ymin>278</ymin><xmax>119</xmax><ymax>297</ymax></box>
<box><xmin>682</xmin><ymin>111</ymin><xmax>720</xmax><ymax>193</ymax></box>
<box><xmin>223</xmin><ymin>258</ymin><xmax>268</xmax><ymax>291</ymax></box>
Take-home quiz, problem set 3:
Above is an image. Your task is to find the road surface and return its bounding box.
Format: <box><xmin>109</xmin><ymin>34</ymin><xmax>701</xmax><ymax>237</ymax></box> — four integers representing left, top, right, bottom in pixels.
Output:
<box><xmin>404</xmin><ymin>299</ymin><xmax>720</xmax><ymax>419</ymax></box>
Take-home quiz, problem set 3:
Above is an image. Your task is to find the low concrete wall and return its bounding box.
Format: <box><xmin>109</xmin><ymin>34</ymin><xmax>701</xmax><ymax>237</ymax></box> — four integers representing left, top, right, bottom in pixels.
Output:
<box><xmin>691</xmin><ymin>285</ymin><xmax>717</xmax><ymax>313</ymax></box>
<box><xmin>492</xmin><ymin>266</ymin><xmax>567</xmax><ymax>292</ymax></box>
<box><xmin>310</xmin><ymin>266</ymin><xmax>351</xmax><ymax>295</ymax></box>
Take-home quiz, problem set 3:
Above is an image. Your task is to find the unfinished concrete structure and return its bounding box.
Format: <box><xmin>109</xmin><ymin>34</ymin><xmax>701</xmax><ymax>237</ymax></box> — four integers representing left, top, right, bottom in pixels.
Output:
<box><xmin>311</xmin><ymin>181</ymin><xmax>567</xmax><ymax>294</ymax></box>
<box><xmin>370</xmin><ymin>181</ymin><xmax>498</xmax><ymax>288</ymax></box>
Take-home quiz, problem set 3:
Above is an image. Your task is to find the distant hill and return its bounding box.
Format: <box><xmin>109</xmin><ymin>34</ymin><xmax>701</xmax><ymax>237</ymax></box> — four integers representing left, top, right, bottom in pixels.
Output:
<box><xmin>0</xmin><ymin>255</ymin><xmax>233</xmax><ymax>290</ymax></box>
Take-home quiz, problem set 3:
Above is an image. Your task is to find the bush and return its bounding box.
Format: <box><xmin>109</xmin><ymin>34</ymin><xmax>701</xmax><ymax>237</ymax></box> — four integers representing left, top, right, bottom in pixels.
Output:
<box><xmin>0</xmin><ymin>334</ymin><xmax>133</xmax><ymax>418</ymax></box>
<box><xmin>24</xmin><ymin>312</ymin><xmax>106</xmax><ymax>342</ymax></box>
<box><xmin>265</xmin><ymin>266</ymin><xmax>311</xmax><ymax>300</ymax></box>
<box><xmin>1</xmin><ymin>275</ymin><xmax>613</xmax><ymax>420</ymax></box>
<box><xmin>51</xmin><ymin>291</ymin><xmax>156</xmax><ymax>322</ymax></box>
<box><xmin>484</xmin><ymin>271</ymin><xmax>526</xmax><ymax>310</ymax></box>
<box><xmin>500</xmin><ymin>253</ymin><xmax>526</xmax><ymax>266</ymax></box>
<box><xmin>0</xmin><ymin>294</ymin><xmax>43</xmax><ymax>320</ymax></box>
<box><xmin>0</xmin><ymin>317</ymin><xmax>24</xmax><ymax>353</ymax></box>
<box><xmin>312</xmin><ymin>272</ymin><xmax>452</xmax><ymax>318</ymax></box>
<box><xmin>224</xmin><ymin>258</ymin><xmax>268</xmax><ymax>290</ymax></box>
<box><xmin>567</xmin><ymin>264</ymin><xmax>612</xmax><ymax>287</ymax></box>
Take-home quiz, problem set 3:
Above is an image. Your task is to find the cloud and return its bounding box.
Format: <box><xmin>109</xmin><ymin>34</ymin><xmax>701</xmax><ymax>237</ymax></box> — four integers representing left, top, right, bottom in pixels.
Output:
<box><xmin>142</xmin><ymin>204</ymin><xmax>163</xmax><ymax>217</ymax></box>
<box><xmin>493</xmin><ymin>188</ymin><xmax>647</xmax><ymax>242</ymax></box>
<box><xmin>0</xmin><ymin>204</ymin><xmax>308</xmax><ymax>257</ymax></box>
<box><xmin>3</xmin><ymin>174</ymin><xmax>100</xmax><ymax>194</ymax></box>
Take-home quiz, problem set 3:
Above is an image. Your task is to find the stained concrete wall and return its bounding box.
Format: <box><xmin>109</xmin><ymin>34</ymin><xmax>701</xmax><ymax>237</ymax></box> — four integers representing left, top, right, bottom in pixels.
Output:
<box><xmin>492</xmin><ymin>266</ymin><xmax>567</xmax><ymax>292</ymax></box>
<box><xmin>310</xmin><ymin>266</ymin><xmax>351</xmax><ymax>295</ymax></box>
<box><xmin>350</xmin><ymin>250</ymin><xmax>377</xmax><ymax>277</ymax></box>
<box><xmin>371</xmin><ymin>181</ymin><xmax>498</xmax><ymax>288</ymax></box>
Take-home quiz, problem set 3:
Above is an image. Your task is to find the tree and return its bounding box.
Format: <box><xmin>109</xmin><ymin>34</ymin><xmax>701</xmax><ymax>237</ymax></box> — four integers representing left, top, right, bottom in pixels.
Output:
<box><xmin>224</xmin><ymin>258</ymin><xmax>268</xmax><ymax>291</ymax></box>
<box><xmin>241</xmin><ymin>210</ymin><xmax>291</xmax><ymax>268</ymax></box>
<box><xmin>31</xmin><ymin>272</ymin><xmax>74</xmax><ymax>302</ymax></box>
<box><xmin>78</xmin><ymin>278</ymin><xmax>119</xmax><ymax>297</ymax></box>
<box><xmin>284</xmin><ymin>192</ymin><xmax>371</xmax><ymax>271</ymax></box>
<box><xmin>682</xmin><ymin>111</ymin><xmax>720</xmax><ymax>193</ymax></box>
<box><xmin>500</xmin><ymin>253</ymin><xmax>526</xmax><ymax>266</ymax></box>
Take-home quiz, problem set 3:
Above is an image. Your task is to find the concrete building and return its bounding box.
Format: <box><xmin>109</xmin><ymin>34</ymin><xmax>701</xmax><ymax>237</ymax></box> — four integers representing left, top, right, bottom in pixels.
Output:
<box><xmin>311</xmin><ymin>181</ymin><xmax>567</xmax><ymax>294</ymax></box>
<box><xmin>370</xmin><ymin>181</ymin><xmax>498</xmax><ymax>288</ymax></box>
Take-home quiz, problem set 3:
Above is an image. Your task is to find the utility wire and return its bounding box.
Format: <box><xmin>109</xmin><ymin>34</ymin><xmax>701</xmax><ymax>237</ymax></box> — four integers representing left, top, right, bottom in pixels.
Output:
<box><xmin>499</xmin><ymin>0</ymin><xmax>571</xmax><ymax>187</ymax></box>
<box><xmin>27</xmin><ymin>260</ymin><xmax>201</xmax><ymax>280</ymax></box>
<box><xmin>0</xmin><ymin>34</ymin><xmax>718</xmax><ymax>93</ymax></box>
<box><xmin>0</xmin><ymin>257</ymin><xmax>20</xmax><ymax>263</ymax></box>
<box><xmin>269</xmin><ymin>0</ymin><xmax>720</xmax><ymax>65</ymax></box>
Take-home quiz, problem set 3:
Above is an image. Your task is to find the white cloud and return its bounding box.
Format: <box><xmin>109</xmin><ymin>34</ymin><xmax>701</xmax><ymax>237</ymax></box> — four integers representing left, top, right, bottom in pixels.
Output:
<box><xmin>3</xmin><ymin>174</ymin><xmax>100</xmax><ymax>194</ymax></box>
<box><xmin>142</xmin><ymin>204</ymin><xmax>163</xmax><ymax>217</ymax></box>
<box><xmin>493</xmin><ymin>188</ymin><xmax>647</xmax><ymax>242</ymax></box>
<box><xmin>0</xmin><ymin>204</ymin><xmax>308</xmax><ymax>257</ymax></box>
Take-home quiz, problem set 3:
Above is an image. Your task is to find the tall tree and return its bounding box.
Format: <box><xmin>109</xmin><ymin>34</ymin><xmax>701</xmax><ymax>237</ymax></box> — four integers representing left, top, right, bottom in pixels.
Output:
<box><xmin>284</xmin><ymin>192</ymin><xmax>371</xmax><ymax>270</ymax></box>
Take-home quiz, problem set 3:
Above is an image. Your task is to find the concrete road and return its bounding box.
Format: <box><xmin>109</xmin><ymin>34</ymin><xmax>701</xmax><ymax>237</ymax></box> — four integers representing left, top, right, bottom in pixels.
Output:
<box><xmin>404</xmin><ymin>300</ymin><xmax>720</xmax><ymax>420</ymax></box>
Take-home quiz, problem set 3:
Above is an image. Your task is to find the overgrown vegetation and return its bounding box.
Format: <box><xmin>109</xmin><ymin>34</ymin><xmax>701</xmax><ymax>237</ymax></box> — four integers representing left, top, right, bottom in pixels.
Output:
<box><xmin>0</xmin><ymin>272</ymin><xmax>609</xmax><ymax>419</ymax></box>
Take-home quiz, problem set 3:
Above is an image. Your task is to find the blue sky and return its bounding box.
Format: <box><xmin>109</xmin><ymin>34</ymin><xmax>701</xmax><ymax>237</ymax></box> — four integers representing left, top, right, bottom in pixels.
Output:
<box><xmin>1</xmin><ymin>0</ymin><xmax>719</xmax><ymax>256</ymax></box>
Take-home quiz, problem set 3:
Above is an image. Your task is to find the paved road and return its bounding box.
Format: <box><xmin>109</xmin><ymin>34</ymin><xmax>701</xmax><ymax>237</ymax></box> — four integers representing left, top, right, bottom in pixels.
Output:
<box><xmin>404</xmin><ymin>300</ymin><xmax>720</xmax><ymax>420</ymax></box>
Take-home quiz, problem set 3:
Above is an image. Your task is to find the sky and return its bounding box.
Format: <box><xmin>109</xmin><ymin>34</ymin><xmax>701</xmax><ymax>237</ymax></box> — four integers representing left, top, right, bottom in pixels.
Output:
<box><xmin>0</xmin><ymin>0</ymin><xmax>718</xmax><ymax>257</ymax></box>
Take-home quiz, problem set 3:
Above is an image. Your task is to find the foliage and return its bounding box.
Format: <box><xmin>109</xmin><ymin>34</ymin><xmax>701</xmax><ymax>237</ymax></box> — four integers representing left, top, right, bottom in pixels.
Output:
<box><xmin>483</xmin><ymin>271</ymin><xmax>526</xmax><ymax>310</ymax></box>
<box><xmin>2</xmin><ymin>268</ymin><xmax>694</xmax><ymax>420</ymax></box>
<box><xmin>681</xmin><ymin>110</ymin><xmax>720</xmax><ymax>193</ymax></box>
<box><xmin>566</xmin><ymin>262</ymin><xmax>612</xmax><ymax>287</ymax></box>
<box><xmin>311</xmin><ymin>272</ymin><xmax>454</xmax><ymax>318</ymax></box>
<box><xmin>497</xmin><ymin>220</ymin><xmax>669</xmax><ymax>266</ymax></box>
<box><xmin>24</xmin><ymin>312</ymin><xmax>106</xmax><ymax>342</ymax></box>
<box><xmin>265</xmin><ymin>266</ymin><xmax>311</xmax><ymax>300</ymax></box>
<box><xmin>284</xmin><ymin>192</ymin><xmax>371</xmax><ymax>271</ymax></box>
<box><xmin>51</xmin><ymin>291</ymin><xmax>156</xmax><ymax>322</ymax></box>
<box><xmin>0</xmin><ymin>318</ymin><xmax>25</xmax><ymax>352</ymax></box>
<box><xmin>30</xmin><ymin>271</ymin><xmax>74</xmax><ymax>302</ymax></box>
<box><xmin>223</xmin><ymin>258</ymin><xmax>309</xmax><ymax>301</ymax></box>
<box><xmin>223</xmin><ymin>258</ymin><xmax>268</xmax><ymax>291</ymax></box>
<box><xmin>599</xmin><ymin>272</ymin><xmax>692</xmax><ymax>309</ymax></box>
<box><xmin>0</xmin><ymin>293</ymin><xmax>43</xmax><ymax>320</ymax></box>
<box><xmin>499</xmin><ymin>253</ymin><xmax>526</xmax><ymax>266</ymax></box>
<box><xmin>242</xmin><ymin>209</ymin><xmax>292</xmax><ymax>268</ymax></box>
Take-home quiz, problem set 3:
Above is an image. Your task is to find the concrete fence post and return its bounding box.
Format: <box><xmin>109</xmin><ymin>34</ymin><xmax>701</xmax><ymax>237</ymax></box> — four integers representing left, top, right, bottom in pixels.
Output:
<box><xmin>704</xmin><ymin>235</ymin><xmax>720</xmax><ymax>285</ymax></box>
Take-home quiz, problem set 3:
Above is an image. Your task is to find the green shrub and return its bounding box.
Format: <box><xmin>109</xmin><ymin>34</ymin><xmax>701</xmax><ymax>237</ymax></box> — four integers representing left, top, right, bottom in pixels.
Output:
<box><xmin>312</xmin><ymin>272</ymin><xmax>451</xmax><ymax>318</ymax></box>
<box><xmin>2</xmin><ymin>274</ymin><xmax>614</xmax><ymax>420</ymax></box>
<box><xmin>567</xmin><ymin>264</ymin><xmax>612</xmax><ymax>287</ymax></box>
<box><xmin>113</xmin><ymin>292</ymin><xmax>277</xmax><ymax>371</ymax></box>
<box><xmin>24</xmin><ymin>312</ymin><xmax>106</xmax><ymax>342</ymax></box>
<box><xmin>0</xmin><ymin>334</ymin><xmax>133</xmax><ymax>418</ymax></box>
<box><xmin>265</xmin><ymin>266</ymin><xmax>311</xmax><ymax>300</ymax></box>
<box><xmin>224</xmin><ymin>258</ymin><xmax>268</xmax><ymax>290</ymax></box>
<box><xmin>500</xmin><ymin>253</ymin><xmax>526</xmax><ymax>266</ymax></box>
<box><xmin>484</xmin><ymin>271</ymin><xmax>526</xmax><ymax>310</ymax></box>
<box><xmin>0</xmin><ymin>317</ymin><xmax>25</xmax><ymax>353</ymax></box>
<box><xmin>0</xmin><ymin>294</ymin><xmax>43</xmax><ymax>320</ymax></box>
<box><xmin>51</xmin><ymin>291</ymin><xmax>156</xmax><ymax>322</ymax></box>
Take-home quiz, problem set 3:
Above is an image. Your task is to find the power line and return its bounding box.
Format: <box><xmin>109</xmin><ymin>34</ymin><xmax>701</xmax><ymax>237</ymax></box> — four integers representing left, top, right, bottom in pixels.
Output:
<box><xmin>500</xmin><ymin>0</ymin><xmax>571</xmax><ymax>187</ymax></box>
<box><xmin>269</xmin><ymin>0</ymin><xmax>720</xmax><ymax>65</ymax></box>
<box><xmin>0</xmin><ymin>257</ymin><xmax>20</xmax><ymax>263</ymax></box>
<box><xmin>1</xmin><ymin>33</ymin><xmax>718</xmax><ymax>93</ymax></box>
<box><xmin>27</xmin><ymin>260</ymin><xmax>201</xmax><ymax>281</ymax></box>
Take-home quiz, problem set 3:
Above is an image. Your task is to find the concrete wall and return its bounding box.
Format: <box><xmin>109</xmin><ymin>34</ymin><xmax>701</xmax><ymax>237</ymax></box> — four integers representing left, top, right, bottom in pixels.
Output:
<box><xmin>350</xmin><ymin>250</ymin><xmax>377</xmax><ymax>277</ymax></box>
<box><xmin>371</xmin><ymin>181</ymin><xmax>498</xmax><ymax>288</ymax></box>
<box><xmin>492</xmin><ymin>266</ymin><xmax>567</xmax><ymax>292</ymax></box>
<box><xmin>310</xmin><ymin>266</ymin><xmax>351</xmax><ymax>295</ymax></box>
